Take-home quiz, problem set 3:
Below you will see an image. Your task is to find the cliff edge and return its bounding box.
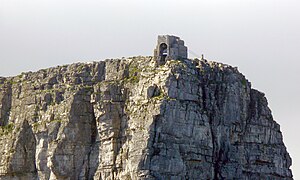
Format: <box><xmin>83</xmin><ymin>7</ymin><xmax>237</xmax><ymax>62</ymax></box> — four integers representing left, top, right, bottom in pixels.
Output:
<box><xmin>0</xmin><ymin>57</ymin><xmax>293</xmax><ymax>179</ymax></box>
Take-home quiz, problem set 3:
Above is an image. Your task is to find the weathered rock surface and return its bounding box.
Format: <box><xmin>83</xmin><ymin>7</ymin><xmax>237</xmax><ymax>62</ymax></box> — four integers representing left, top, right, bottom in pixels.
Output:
<box><xmin>0</xmin><ymin>57</ymin><xmax>293</xmax><ymax>179</ymax></box>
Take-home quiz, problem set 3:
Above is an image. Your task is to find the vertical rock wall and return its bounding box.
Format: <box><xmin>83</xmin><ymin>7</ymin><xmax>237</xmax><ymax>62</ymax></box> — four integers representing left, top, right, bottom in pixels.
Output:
<box><xmin>0</xmin><ymin>57</ymin><xmax>293</xmax><ymax>179</ymax></box>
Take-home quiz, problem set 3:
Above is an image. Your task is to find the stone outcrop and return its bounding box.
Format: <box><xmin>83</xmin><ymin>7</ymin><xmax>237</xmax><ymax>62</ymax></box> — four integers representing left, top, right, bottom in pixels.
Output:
<box><xmin>0</xmin><ymin>57</ymin><xmax>293</xmax><ymax>179</ymax></box>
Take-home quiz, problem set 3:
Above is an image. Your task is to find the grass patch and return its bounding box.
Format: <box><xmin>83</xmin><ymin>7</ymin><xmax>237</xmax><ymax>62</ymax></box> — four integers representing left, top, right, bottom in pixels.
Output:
<box><xmin>0</xmin><ymin>123</ymin><xmax>15</xmax><ymax>136</ymax></box>
<box><xmin>84</xmin><ymin>85</ymin><xmax>94</xmax><ymax>91</ymax></box>
<box><xmin>8</xmin><ymin>79</ymin><xmax>18</xmax><ymax>85</ymax></box>
<box><xmin>49</xmin><ymin>119</ymin><xmax>63</xmax><ymax>123</ymax></box>
<box><xmin>125</xmin><ymin>76</ymin><xmax>139</xmax><ymax>84</ymax></box>
<box><xmin>125</xmin><ymin>64</ymin><xmax>142</xmax><ymax>84</ymax></box>
<box><xmin>241</xmin><ymin>79</ymin><xmax>247</xmax><ymax>86</ymax></box>
<box><xmin>153</xmin><ymin>91</ymin><xmax>165</xmax><ymax>100</ymax></box>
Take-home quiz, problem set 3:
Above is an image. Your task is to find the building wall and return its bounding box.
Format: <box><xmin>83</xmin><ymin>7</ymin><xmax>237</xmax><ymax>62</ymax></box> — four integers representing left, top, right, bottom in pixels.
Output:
<box><xmin>154</xmin><ymin>35</ymin><xmax>188</xmax><ymax>65</ymax></box>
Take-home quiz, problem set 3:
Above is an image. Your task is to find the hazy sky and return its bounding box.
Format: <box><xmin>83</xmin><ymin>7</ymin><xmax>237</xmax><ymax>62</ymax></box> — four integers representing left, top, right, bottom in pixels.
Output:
<box><xmin>1</xmin><ymin>0</ymin><xmax>299</xmax><ymax>178</ymax></box>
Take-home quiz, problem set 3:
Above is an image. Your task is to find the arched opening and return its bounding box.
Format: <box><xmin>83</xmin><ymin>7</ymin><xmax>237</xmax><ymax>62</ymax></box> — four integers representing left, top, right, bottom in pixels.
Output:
<box><xmin>159</xmin><ymin>43</ymin><xmax>168</xmax><ymax>63</ymax></box>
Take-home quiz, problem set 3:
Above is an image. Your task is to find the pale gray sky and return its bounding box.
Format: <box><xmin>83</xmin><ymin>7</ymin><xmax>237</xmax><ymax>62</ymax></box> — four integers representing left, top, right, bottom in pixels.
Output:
<box><xmin>1</xmin><ymin>0</ymin><xmax>299</xmax><ymax>178</ymax></box>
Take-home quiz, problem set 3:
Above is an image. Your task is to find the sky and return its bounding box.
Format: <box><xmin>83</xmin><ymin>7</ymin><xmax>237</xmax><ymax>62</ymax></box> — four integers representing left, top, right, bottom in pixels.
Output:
<box><xmin>0</xmin><ymin>0</ymin><xmax>299</xmax><ymax>178</ymax></box>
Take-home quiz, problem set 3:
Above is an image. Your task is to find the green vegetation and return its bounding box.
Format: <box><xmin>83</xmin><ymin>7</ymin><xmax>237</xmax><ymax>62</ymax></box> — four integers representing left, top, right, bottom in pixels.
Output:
<box><xmin>94</xmin><ymin>90</ymin><xmax>102</xmax><ymax>95</ymax></box>
<box><xmin>8</xmin><ymin>79</ymin><xmax>18</xmax><ymax>85</ymax></box>
<box><xmin>32</xmin><ymin>121</ymin><xmax>44</xmax><ymax>131</ymax></box>
<box><xmin>125</xmin><ymin>63</ymin><xmax>142</xmax><ymax>84</ymax></box>
<box><xmin>49</xmin><ymin>119</ymin><xmax>63</xmax><ymax>124</ymax></box>
<box><xmin>129</xmin><ymin>66</ymin><xmax>141</xmax><ymax>76</ymax></box>
<box><xmin>151</xmin><ymin>91</ymin><xmax>176</xmax><ymax>101</ymax></box>
<box><xmin>138</xmin><ymin>126</ymin><xmax>145</xmax><ymax>131</ymax></box>
<box><xmin>166</xmin><ymin>96</ymin><xmax>176</xmax><ymax>101</ymax></box>
<box><xmin>0</xmin><ymin>123</ymin><xmax>15</xmax><ymax>136</ymax></box>
<box><xmin>32</xmin><ymin>119</ymin><xmax>64</xmax><ymax>131</ymax></box>
<box><xmin>32</xmin><ymin>114</ymin><xmax>40</xmax><ymax>119</ymax></box>
<box><xmin>168</xmin><ymin>59</ymin><xmax>186</xmax><ymax>68</ymax></box>
<box><xmin>16</xmin><ymin>74</ymin><xmax>24</xmax><ymax>79</ymax></box>
<box><xmin>125</xmin><ymin>75</ymin><xmax>139</xmax><ymax>84</ymax></box>
<box><xmin>241</xmin><ymin>79</ymin><xmax>247</xmax><ymax>86</ymax></box>
<box><xmin>77</xmin><ymin>64</ymin><xmax>86</xmax><ymax>72</ymax></box>
<box><xmin>8</xmin><ymin>149</ymin><xmax>15</xmax><ymax>154</ymax></box>
<box><xmin>83</xmin><ymin>85</ymin><xmax>94</xmax><ymax>91</ymax></box>
<box><xmin>169</xmin><ymin>60</ymin><xmax>182</xmax><ymax>65</ymax></box>
<box><xmin>153</xmin><ymin>91</ymin><xmax>165</xmax><ymax>100</ymax></box>
<box><xmin>40</xmin><ymin>88</ymin><xmax>53</xmax><ymax>93</ymax></box>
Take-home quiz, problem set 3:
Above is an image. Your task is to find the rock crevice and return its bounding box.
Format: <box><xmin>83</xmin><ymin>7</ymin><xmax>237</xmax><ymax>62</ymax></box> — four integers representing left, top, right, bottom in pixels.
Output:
<box><xmin>0</xmin><ymin>57</ymin><xmax>293</xmax><ymax>179</ymax></box>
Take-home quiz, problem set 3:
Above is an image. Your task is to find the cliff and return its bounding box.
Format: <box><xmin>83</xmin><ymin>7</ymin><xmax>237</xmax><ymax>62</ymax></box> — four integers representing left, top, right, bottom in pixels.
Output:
<box><xmin>0</xmin><ymin>57</ymin><xmax>293</xmax><ymax>179</ymax></box>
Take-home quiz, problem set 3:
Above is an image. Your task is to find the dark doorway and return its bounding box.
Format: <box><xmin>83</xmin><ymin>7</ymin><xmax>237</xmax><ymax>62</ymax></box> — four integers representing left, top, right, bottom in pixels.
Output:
<box><xmin>159</xmin><ymin>43</ymin><xmax>168</xmax><ymax>63</ymax></box>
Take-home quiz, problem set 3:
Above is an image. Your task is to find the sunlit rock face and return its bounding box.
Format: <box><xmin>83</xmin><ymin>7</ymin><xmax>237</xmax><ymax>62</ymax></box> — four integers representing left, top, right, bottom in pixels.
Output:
<box><xmin>0</xmin><ymin>57</ymin><xmax>293</xmax><ymax>179</ymax></box>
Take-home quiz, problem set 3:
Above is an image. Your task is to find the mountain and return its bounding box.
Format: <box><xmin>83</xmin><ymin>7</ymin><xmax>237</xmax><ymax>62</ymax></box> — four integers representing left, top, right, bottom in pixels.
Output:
<box><xmin>0</xmin><ymin>56</ymin><xmax>293</xmax><ymax>179</ymax></box>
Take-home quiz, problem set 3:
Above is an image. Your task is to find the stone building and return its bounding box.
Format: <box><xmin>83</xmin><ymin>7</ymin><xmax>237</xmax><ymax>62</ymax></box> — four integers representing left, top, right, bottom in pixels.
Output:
<box><xmin>154</xmin><ymin>35</ymin><xmax>188</xmax><ymax>65</ymax></box>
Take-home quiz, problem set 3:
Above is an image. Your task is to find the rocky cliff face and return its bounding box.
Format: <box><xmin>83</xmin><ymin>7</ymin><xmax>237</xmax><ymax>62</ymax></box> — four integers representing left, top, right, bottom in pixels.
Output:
<box><xmin>0</xmin><ymin>57</ymin><xmax>293</xmax><ymax>179</ymax></box>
